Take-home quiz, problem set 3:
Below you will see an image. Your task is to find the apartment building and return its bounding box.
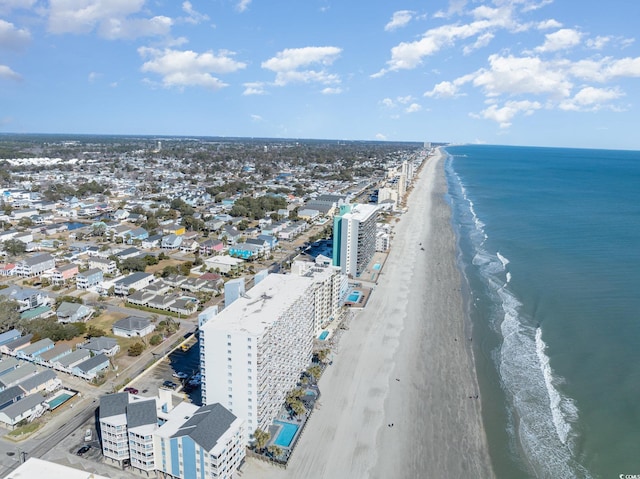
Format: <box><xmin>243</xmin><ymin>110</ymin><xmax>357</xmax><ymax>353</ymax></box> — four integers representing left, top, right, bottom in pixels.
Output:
<box><xmin>332</xmin><ymin>203</ymin><xmax>379</xmax><ymax>277</ymax></box>
<box><xmin>200</xmin><ymin>273</ymin><xmax>316</xmax><ymax>440</ymax></box>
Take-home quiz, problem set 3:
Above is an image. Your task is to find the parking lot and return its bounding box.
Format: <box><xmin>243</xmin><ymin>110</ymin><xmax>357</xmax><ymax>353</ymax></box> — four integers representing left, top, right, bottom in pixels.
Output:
<box><xmin>126</xmin><ymin>335</ymin><xmax>202</xmax><ymax>405</ymax></box>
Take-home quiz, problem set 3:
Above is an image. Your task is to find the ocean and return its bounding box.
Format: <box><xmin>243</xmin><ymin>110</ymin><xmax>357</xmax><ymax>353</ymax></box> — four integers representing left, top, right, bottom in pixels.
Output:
<box><xmin>444</xmin><ymin>145</ymin><xmax>640</xmax><ymax>479</ymax></box>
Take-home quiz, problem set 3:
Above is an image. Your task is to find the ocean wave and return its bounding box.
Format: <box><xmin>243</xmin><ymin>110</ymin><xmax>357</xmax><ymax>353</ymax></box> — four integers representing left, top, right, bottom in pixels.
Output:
<box><xmin>445</xmin><ymin>154</ymin><xmax>590</xmax><ymax>478</ymax></box>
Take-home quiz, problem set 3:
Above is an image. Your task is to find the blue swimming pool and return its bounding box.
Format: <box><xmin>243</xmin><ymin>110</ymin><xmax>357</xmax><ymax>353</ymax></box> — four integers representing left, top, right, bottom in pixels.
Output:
<box><xmin>274</xmin><ymin>421</ymin><xmax>299</xmax><ymax>448</ymax></box>
<box><xmin>373</xmin><ymin>263</ymin><xmax>381</xmax><ymax>271</ymax></box>
<box><xmin>318</xmin><ymin>331</ymin><xmax>329</xmax><ymax>340</ymax></box>
<box><xmin>46</xmin><ymin>391</ymin><xmax>75</xmax><ymax>410</ymax></box>
<box><xmin>347</xmin><ymin>291</ymin><xmax>361</xmax><ymax>302</ymax></box>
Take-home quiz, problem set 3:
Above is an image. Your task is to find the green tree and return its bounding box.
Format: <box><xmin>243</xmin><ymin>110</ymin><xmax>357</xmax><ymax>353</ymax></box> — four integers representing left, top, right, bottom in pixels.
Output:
<box><xmin>0</xmin><ymin>297</ymin><xmax>20</xmax><ymax>333</ymax></box>
<box><xmin>267</xmin><ymin>445</ymin><xmax>283</xmax><ymax>457</ymax></box>
<box><xmin>85</xmin><ymin>325</ymin><xmax>106</xmax><ymax>338</ymax></box>
<box><xmin>149</xmin><ymin>334</ymin><xmax>163</xmax><ymax>346</ymax></box>
<box><xmin>307</xmin><ymin>365</ymin><xmax>322</xmax><ymax>381</ymax></box>
<box><xmin>253</xmin><ymin>428</ymin><xmax>270</xmax><ymax>451</ymax></box>
<box><xmin>3</xmin><ymin>239</ymin><xmax>26</xmax><ymax>258</ymax></box>
<box><xmin>128</xmin><ymin>342</ymin><xmax>145</xmax><ymax>356</ymax></box>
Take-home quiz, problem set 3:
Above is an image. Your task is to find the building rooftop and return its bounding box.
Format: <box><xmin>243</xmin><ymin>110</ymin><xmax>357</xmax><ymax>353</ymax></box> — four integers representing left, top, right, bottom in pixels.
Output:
<box><xmin>201</xmin><ymin>273</ymin><xmax>314</xmax><ymax>336</ymax></box>
<box><xmin>172</xmin><ymin>403</ymin><xmax>237</xmax><ymax>452</ymax></box>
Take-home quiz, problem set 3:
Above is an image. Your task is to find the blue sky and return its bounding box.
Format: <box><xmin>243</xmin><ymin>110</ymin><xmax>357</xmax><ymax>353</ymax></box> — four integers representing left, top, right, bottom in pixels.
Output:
<box><xmin>2</xmin><ymin>0</ymin><xmax>640</xmax><ymax>149</ymax></box>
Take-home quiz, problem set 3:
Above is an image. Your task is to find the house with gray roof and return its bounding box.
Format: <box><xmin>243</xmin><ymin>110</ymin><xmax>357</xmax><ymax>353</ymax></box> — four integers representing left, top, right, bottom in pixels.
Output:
<box><xmin>155</xmin><ymin>403</ymin><xmax>245</xmax><ymax>479</ymax></box>
<box><xmin>0</xmin><ymin>393</ymin><xmax>46</xmax><ymax>428</ymax></box>
<box><xmin>38</xmin><ymin>344</ymin><xmax>72</xmax><ymax>364</ymax></box>
<box><xmin>16</xmin><ymin>369</ymin><xmax>57</xmax><ymax>395</ymax></box>
<box><xmin>79</xmin><ymin>336</ymin><xmax>120</xmax><ymax>356</ymax></box>
<box><xmin>53</xmin><ymin>348</ymin><xmax>90</xmax><ymax>370</ymax></box>
<box><xmin>112</xmin><ymin>316</ymin><xmax>155</xmax><ymax>338</ymax></box>
<box><xmin>0</xmin><ymin>385</ymin><xmax>25</xmax><ymax>410</ymax></box>
<box><xmin>0</xmin><ymin>357</ymin><xmax>19</xmax><ymax>377</ymax></box>
<box><xmin>0</xmin><ymin>363</ymin><xmax>38</xmax><ymax>390</ymax></box>
<box><xmin>56</xmin><ymin>301</ymin><xmax>94</xmax><ymax>323</ymax></box>
<box><xmin>0</xmin><ymin>334</ymin><xmax>33</xmax><ymax>356</ymax></box>
<box><xmin>0</xmin><ymin>330</ymin><xmax>21</xmax><ymax>347</ymax></box>
<box><xmin>0</xmin><ymin>286</ymin><xmax>50</xmax><ymax>312</ymax></box>
<box><xmin>73</xmin><ymin>353</ymin><xmax>110</xmax><ymax>379</ymax></box>
<box><xmin>15</xmin><ymin>253</ymin><xmax>56</xmax><ymax>277</ymax></box>
<box><xmin>114</xmin><ymin>272</ymin><xmax>154</xmax><ymax>296</ymax></box>
<box><xmin>17</xmin><ymin>338</ymin><xmax>54</xmax><ymax>360</ymax></box>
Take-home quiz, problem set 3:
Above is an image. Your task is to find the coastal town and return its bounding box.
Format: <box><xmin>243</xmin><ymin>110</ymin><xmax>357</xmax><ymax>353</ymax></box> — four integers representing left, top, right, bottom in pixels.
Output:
<box><xmin>0</xmin><ymin>135</ymin><xmax>432</xmax><ymax>478</ymax></box>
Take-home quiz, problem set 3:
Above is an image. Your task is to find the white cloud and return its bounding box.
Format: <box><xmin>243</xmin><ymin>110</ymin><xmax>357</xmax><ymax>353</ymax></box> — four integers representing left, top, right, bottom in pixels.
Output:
<box><xmin>138</xmin><ymin>47</ymin><xmax>246</xmax><ymax>90</ymax></box>
<box><xmin>463</xmin><ymin>32</ymin><xmax>494</xmax><ymax>54</ymax></box>
<box><xmin>559</xmin><ymin>86</ymin><xmax>624</xmax><ymax>111</ymax></box>
<box><xmin>475</xmin><ymin>100</ymin><xmax>541</xmax><ymax>128</ymax></box>
<box><xmin>537</xmin><ymin>19</ymin><xmax>562</xmax><ymax>30</ymax></box>
<box><xmin>262</xmin><ymin>46</ymin><xmax>342</xmax><ymax>87</ymax></box>
<box><xmin>586</xmin><ymin>35</ymin><xmax>610</xmax><ymax>50</ymax></box>
<box><xmin>0</xmin><ymin>64</ymin><xmax>21</xmax><ymax>81</ymax></box>
<box><xmin>321</xmin><ymin>87</ymin><xmax>342</xmax><ymax>94</ymax></box>
<box><xmin>397</xmin><ymin>95</ymin><xmax>413</xmax><ymax>104</ymax></box>
<box><xmin>47</xmin><ymin>0</ymin><xmax>172</xmax><ymax>39</ymax></box>
<box><xmin>425</xmin><ymin>81</ymin><xmax>459</xmax><ymax>98</ymax></box>
<box><xmin>250</xmin><ymin>114</ymin><xmax>262</xmax><ymax>121</ymax></box>
<box><xmin>405</xmin><ymin>103</ymin><xmax>422</xmax><ymax>113</ymax></box>
<box><xmin>100</xmin><ymin>16</ymin><xmax>172</xmax><ymax>40</ymax></box>
<box><xmin>0</xmin><ymin>19</ymin><xmax>31</xmax><ymax>50</ymax></box>
<box><xmin>534</xmin><ymin>28</ymin><xmax>582</xmax><ymax>53</ymax></box>
<box><xmin>243</xmin><ymin>82</ymin><xmax>266</xmax><ymax>95</ymax></box>
<box><xmin>473</xmin><ymin>54</ymin><xmax>573</xmax><ymax>99</ymax></box>
<box><xmin>385</xmin><ymin>10</ymin><xmax>414</xmax><ymax>32</ymax></box>
<box><xmin>381</xmin><ymin>98</ymin><xmax>395</xmax><ymax>108</ymax></box>
<box><xmin>237</xmin><ymin>0</ymin><xmax>251</xmax><ymax>12</ymax></box>
<box><xmin>88</xmin><ymin>71</ymin><xmax>101</xmax><ymax>82</ymax></box>
<box><xmin>182</xmin><ymin>1</ymin><xmax>209</xmax><ymax>25</ymax></box>
<box><xmin>375</xmin><ymin>133</ymin><xmax>387</xmax><ymax>140</ymax></box>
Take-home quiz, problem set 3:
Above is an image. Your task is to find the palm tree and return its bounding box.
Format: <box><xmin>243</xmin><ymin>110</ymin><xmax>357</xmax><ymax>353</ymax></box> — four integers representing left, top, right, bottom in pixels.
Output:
<box><xmin>253</xmin><ymin>428</ymin><xmax>270</xmax><ymax>451</ymax></box>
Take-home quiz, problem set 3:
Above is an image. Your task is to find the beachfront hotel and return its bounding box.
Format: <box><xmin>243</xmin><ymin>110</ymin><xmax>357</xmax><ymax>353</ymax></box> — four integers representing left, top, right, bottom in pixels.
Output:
<box><xmin>291</xmin><ymin>256</ymin><xmax>348</xmax><ymax>336</ymax></box>
<box><xmin>332</xmin><ymin>203</ymin><xmax>379</xmax><ymax>277</ymax></box>
<box><xmin>200</xmin><ymin>273</ymin><xmax>317</xmax><ymax>440</ymax></box>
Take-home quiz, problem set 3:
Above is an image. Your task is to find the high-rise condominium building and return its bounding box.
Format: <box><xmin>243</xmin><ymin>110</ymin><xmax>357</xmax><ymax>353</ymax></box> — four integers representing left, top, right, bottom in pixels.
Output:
<box><xmin>332</xmin><ymin>203</ymin><xmax>379</xmax><ymax>277</ymax></box>
<box><xmin>200</xmin><ymin>273</ymin><xmax>316</xmax><ymax>440</ymax></box>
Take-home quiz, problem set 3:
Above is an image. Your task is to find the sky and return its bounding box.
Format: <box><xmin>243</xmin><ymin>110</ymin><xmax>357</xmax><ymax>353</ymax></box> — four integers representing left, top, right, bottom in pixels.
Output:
<box><xmin>2</xmin><ymin>0</ymin><xmax>640</xmax><ymax>149</ymax></box>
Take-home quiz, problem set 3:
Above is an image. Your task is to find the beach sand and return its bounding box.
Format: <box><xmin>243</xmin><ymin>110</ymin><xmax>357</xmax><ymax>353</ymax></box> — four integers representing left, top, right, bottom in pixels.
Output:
<box><xmin>242</xmin><ymin>149</ymin><xmax>494</xmax><ymax>479</ymax></box>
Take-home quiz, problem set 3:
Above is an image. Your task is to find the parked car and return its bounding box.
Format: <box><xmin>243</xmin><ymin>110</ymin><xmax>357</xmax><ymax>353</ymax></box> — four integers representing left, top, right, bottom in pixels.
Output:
<box><xmin>123</xmin><ymin>387</ymin><xmax>138</xmax><ymax>395</ymax></box>
<box><xmin>77</xmin><ymin>445</ymin><xmax>91</xmax><ymax>456</ymax></box>
<box><xmin>172</xmin><ymin>372</ymin><xmax>188</xmax><ymax>379</ymax></box>
<box><xmin>162</xmin><ymin>380</ymin><xmax>178</xmax><ymax>390</ymax></box>
<box><xmin>84</xmin><ymin>428</ymin><xmax>92</xmax><ymax>442</ymax></box>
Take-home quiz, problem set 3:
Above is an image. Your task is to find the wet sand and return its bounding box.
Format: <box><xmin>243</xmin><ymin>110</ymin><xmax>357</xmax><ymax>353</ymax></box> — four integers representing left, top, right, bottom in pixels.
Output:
<box><xmin>242</xmin><ymin>148</ymin><xmax>494</xmax><ymax>479</ymax></box>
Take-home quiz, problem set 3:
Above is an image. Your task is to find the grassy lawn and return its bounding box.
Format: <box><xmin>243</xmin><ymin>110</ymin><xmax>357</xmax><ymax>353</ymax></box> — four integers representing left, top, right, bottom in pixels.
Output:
<box><xmin>145</xmin><ymin>259</ymin><xmax>184</xmax><ymax>275</ymax></box>
<box><xmin>7</xmin><ymin>421</ymin><xmax>42</xmax><ymax>439</ymax></box>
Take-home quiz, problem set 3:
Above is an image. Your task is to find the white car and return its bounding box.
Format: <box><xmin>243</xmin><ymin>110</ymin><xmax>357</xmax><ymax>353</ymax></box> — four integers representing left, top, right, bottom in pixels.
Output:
<box><xmin>172</xmin><ymin>372</ymin><xmax>188</xmax><ymax>379</ymax></box>
<box><xmin>84</xmin><ymin>428</ymin><xmax>92</xmax><ymax>442</ymax></box>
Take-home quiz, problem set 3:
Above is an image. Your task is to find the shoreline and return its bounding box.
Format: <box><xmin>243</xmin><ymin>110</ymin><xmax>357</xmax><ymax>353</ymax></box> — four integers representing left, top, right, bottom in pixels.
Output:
<box><xmin>242</xmin><ymin>148</ymin><xmax>494</xmax><ymax>478</ymax></box>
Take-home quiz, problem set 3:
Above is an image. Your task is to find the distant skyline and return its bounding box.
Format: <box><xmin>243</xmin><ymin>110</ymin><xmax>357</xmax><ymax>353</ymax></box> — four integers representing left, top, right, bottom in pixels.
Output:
<box><xmin>2</xmin><ymin>1</ymin><xmax>640</xmax><ymax>149</ymax></box>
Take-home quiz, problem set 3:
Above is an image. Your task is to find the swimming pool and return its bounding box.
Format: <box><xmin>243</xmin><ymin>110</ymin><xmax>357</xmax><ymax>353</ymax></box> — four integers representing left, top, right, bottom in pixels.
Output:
<box><xmin>273</xmin><ymin>421</ymin><xmax>299</xmax><ymax>448</ymax></box>
<box><xmin>347</xmin><ymin>291</ymin><xmax>361</xmax><ymax>302</ymax></box>
<box><xmin>318</xmin><ymin>330</ymin><xmax>329</xmax><ymax>340</ymax></box>
<box><xmin>46</xmin><ymin>390</ymin><xmax>76</xmax><ymax>410</ymax></box>
<box><xmin>373</xmin><ymin>263</ymin><xmax>381</xmax><ymax>271</ymax></box>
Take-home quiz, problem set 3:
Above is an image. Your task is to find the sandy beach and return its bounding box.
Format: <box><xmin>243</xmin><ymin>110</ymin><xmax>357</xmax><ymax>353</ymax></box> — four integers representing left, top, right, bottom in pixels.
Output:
<box><xmin>242</xmin><ymin>149</ymin><xmax>494</xmax><ymax>479</ymax></box>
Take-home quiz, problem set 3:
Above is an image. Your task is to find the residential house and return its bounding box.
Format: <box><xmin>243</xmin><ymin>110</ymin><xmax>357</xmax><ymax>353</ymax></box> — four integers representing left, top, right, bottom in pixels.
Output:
<box><xmin>88</xmin><ymin>257</ymin><xmax>118</xmax><ymax>275</ymax></box>
<box><xmin>0</xmin><ymin>385</ymin><xmax>25</xmax><ymax>410</ymax></box>
<box><xmin>56</xmin><ymin>301</ymin><xmax>94</xmax><ymax>323</ymax></box>
<box><xmin>38</xmin><ymin>344</ymin><xmax>72</xmax><ymax>364</ymax></box>
<box><xmin>219</xmin><ymin>225</ymin><xmax>241</xmax><ymax>245</ymax></box>
<box><xmin>0</xmin><ymin>357</ymin><xmax>19</xmax><ymax>377</ymax></box>
<box><xmin>126</xmin><ymin>227</ymin><xmax>149</xmax><ymax>244</ymax></box>
<box><xmin>179</xmin><ymin>239</ymin><xmax>199</xmax><ymax>253</ymax></box>
<box><xmin>17</xmin><ymin>339</ymin><xmax>54</xmax><ymax>361</ymax></box>
<box><xmin>76</xmin><ymin>268</ymin><xmax>103</xmax><ymax>289</ymax></box>
<box><xmin>257</xmin><ymin>234</ymin><xmax>278</xmax><ymax>250</ymax></box>
<box><xmin>164</xmin><ymin>274</ymin><xmax>188</xmax><ymax>288</ymax></box>
<box><xmin>199</xmin><ymin>238</ymin><xmax>224</xmax><ymax>256</ymax></box>
<box><xmin>154</xmin><ymin>403</ymin><xmax>245</xmax><ymax>479</ymax></box>
<box><xmin>79</xmin><ymin>336</ymin><xmax>120</xmax><ymax>356</ymax></box>
<box><xmin>0</xmin><ymin>263</ymin><xmax>16</xmax><ymax>276</ymax></box>
<box><xmin>147</xmin><ymin>294</ymin><xmax>177</xmax><ymax>311</ymax></box>
<box><xmin>228</xmin><ymin>243</ymin><xmax>261</xmax><ymax>260</ymax></box>
<box><xmin>0</xmin><ymin>330</ymin><xmax>21</xmax><ymax>347</ymax></box>
<box><xmin>0</xmin><ymin>364</ymin><xmax>38</xmax><ymax>389</ymax></box>
<box><xmin>203</xmin><ymin>256</ymin><xmax>244</xmax><ymax>275</ymax></box>
<box><xmin>115</xmin><ymin>247</ymin><xmax>141</xmax><ymax>260</ymax></box>
<box><xmin>15</xmin><ymin>253</ymin><xmax>56</xmax><ymax>277</ymax></box>
<box><xmin>126</xmin><ymin>290</ymin><xmax>156</xmax><ymax>307</ymax></box>
<box><xmin>73</xmin><ymin>353</ymin><xmax>110</xmax><ymax>379</ymax></box>
<box><xmin>54</xmin><ymin>349</ymin><xmax>91</xmax><ymax>370</ymax></box>
<box><xmin>0</xmin><ymin>335</ymin><xmax>33</xmax><ymax>356</ymax></box>
<box><xmin>162</xmin><ymin>223</ymin><xmax>185</xmax><ymax>236</ymax></box>
<box><xmin>114</xmin><ymin>272</ymin><xmax>154</xmax><ymax>295</ymax></box>
<box><xmin>0</xmin><ymin>286</ymin><xmax>50</xmax><ymax>312</ymax></box>
<box><xmin>161</xmin><ymin>234</ymin><xmax>182</xmax><ymax>250</ymax></box>
<box><xmin>169</xmin><ymin>297</ymin><xmax>198</xmax><ymax>316</ymax></box>
<box><xmin>51</xmin><ymin>263</ymin><xmax>79</xmax><ymax>285</ymax></box>
<box><xmin>141</xmin><ymin>234</ymin><xmax>162</xmax><ymax>249</ymax></box>
<box><xmin>0</xmin><ymin>393</ymin><xmax>46</xmax><ymax>428</ymax></box>
<box><xmin>16</xmin><ymin>370</ymin><xmax>57</xmax><ymax>395</ymax></box>
<box><xmin>297</xmin><ymin>208</ymin><xmax>320</xmax><ymax>221</ymax></box>
<box><xmin>112</xmin><ymin>316</ymin><xmax>155</xmax><ymax>338</ymax></box>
